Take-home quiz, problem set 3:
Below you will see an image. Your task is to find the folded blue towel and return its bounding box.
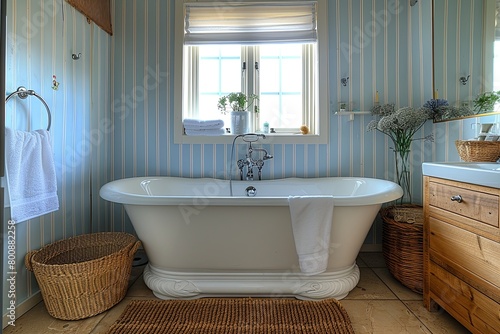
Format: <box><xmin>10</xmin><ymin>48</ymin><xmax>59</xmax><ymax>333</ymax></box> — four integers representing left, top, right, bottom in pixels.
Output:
<box><xmin>183</xmin><ymin>118</ymin><xmax>224</xmax><ymax>130</ymax></box>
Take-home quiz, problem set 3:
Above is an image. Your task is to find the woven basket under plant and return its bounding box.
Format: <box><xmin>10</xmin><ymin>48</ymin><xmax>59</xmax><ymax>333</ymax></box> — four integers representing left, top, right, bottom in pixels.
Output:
<box><xmin>25</xmin><ymin>232</ymin><xmax>141</xmax><ymax>320</ymax></box>
<box><xmin>455</xmin><ymin>140</ymin><xmax>500</xmax><ymax>162</ymax></box>
<box><xmin>380</xmin><ymin>204</ymin><xmax>423</xmax><ymax>294</ymax></box>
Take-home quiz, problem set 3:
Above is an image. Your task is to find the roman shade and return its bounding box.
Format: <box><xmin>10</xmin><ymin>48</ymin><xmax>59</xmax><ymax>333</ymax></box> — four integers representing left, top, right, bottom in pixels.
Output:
<box><xmin>183</xmin><ymin>1</ymin><xmax>317</xmax><ymax>45</ymax></box>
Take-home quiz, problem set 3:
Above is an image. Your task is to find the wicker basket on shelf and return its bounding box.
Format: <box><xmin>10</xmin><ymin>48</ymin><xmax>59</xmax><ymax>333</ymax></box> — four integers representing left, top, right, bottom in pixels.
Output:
<box><xmin>380</xmin><ymin>204</ymin><xmax>423</xmax><ymax>294</ymax></box>
<box><xmin>455</xmin><ymin>140</ymin><xmax>500</xmax><ymax>162</ymax></box>
<box><xmin>25</xmin><ymin>232</ymin><xmax>141</xmax><ymax>320</ymax></box>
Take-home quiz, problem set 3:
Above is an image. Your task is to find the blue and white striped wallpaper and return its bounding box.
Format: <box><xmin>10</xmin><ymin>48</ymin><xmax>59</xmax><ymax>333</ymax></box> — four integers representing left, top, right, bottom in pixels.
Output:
<box><xmin>433</xmin><ymin>0</ymin><xmax>484</xmax><ymax>104</ymax></box>
<box><xmin>2</xmin><ymin>0</ymin><xmax>110</xmax><ymax>321</ymax></box>
<box><xmin>3</xmin><ymin>0</ymin><xmax>492</xmax><ymax>323</ymax></box>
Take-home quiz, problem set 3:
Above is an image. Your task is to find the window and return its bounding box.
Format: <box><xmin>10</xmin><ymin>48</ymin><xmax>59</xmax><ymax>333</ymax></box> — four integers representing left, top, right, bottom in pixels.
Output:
<box><xmin>174</xmin><ymin>0</ymin><xmax>329</xmax><ymax>144</ymax></box>
<box><xmin>191</xmin><ymin>44</ymin><xmax>313</xmax><ymax>131</ymax></box>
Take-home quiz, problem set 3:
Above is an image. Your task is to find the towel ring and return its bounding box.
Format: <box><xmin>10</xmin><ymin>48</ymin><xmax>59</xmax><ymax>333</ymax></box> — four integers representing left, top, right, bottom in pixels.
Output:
<box><xmin>5</xmin><ymin>86</ymin><xmax>52</xmax><ymax>131</ymax></box>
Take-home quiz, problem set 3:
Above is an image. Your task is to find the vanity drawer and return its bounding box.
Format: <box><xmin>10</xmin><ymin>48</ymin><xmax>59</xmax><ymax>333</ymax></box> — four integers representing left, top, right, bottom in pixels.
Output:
<box><xmin>429</xmin><ymin>217</ymin><xmax>500</xmax><ymax>293</ymax></box>
<box><xmin>429</xmin><ymin>261</ymin><xmax>500</xmax><ymax>334</ymax></box>
<box><xmin>427</xmin><ymin>180</ymin><xmax>499</xmax><ymax>228</ymax></box>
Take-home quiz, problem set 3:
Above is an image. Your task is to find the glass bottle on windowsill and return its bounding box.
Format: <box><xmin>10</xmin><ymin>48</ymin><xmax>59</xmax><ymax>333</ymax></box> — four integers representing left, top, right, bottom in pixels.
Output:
<box><xmin>263</xmin><ymin>122</ymin><xmax>270</xmax><ymax>134</ymax></box>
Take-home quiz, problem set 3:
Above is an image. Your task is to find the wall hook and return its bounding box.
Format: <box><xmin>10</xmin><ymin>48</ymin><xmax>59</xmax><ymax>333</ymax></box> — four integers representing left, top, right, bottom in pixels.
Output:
<box><xmin>72</xmin><ymin>52</ymin><xmax>82</xmax><ymax>60</ymax></box>
<box><xmin>459</xmin><ymin>75</ymin><xmax>470</xmax><ymax>85</ymax></box>
<box><xmin>340</xmin><ymin>77</ymin><xmax>349</xmax><ymax>87</ymax></box>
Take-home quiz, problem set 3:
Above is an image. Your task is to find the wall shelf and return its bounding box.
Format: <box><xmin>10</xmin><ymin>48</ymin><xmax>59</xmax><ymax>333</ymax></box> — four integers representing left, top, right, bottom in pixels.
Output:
<box><xmin>335</xmin><ymin>111</ymin><xmax>372</xmax><ymax>121</ymax></box>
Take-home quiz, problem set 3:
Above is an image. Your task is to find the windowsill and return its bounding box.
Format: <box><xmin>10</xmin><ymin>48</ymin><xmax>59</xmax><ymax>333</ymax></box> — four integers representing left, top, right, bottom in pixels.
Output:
<box><xmin>174</xmin><ymin>132</ymin><xmax>328</xmax><ymax>144</ymax></box>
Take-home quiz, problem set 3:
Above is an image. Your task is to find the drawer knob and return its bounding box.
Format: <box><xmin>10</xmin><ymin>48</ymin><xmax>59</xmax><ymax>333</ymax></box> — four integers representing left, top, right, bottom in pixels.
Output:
<box><xmin>450</xmin><ymin>195</ymin><xmax>463</xmax><ymax>203</ymax></box>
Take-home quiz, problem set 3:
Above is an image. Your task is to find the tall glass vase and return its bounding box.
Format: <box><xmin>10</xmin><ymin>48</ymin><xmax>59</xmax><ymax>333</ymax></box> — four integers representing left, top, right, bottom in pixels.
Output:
<box><xmin>394</xmin><ymin>149</ymin><xmax>412</xmax><ymax>204</ymax></box>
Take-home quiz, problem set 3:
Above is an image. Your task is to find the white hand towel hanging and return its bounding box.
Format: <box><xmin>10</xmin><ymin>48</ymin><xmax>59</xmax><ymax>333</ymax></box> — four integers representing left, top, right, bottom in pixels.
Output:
<box><xmin>5</xmin><ymin>128</ymin><xmax>59</xmax><ymax>223</ymax></box>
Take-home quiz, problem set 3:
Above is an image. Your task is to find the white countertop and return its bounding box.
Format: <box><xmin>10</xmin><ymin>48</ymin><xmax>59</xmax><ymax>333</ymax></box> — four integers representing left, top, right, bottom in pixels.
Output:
<box><xmin>422</xmin><ymin>162</ymin><xmax>500</xmax><ymax>189</ymax></box>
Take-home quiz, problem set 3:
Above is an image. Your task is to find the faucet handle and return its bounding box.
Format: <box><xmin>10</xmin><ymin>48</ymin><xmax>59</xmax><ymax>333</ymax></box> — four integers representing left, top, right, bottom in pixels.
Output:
<box><xmin>237</xmin><ymin>159</ymin><xmax>246</xmax><ymax>169</ymax></box>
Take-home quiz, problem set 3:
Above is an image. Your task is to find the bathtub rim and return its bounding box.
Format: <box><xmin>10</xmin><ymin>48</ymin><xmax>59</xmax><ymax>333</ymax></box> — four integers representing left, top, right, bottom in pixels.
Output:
<box><xmin>100</xmin><ymin>176</ymin><xmax>403</xmax><ymax>207</ymax></box>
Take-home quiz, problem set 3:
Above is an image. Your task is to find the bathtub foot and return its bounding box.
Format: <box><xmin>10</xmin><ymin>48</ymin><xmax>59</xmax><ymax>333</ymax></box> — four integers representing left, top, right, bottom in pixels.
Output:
<box><xmin>143</xmin><ymin>265</ymin><xmax>201</xmax><ymax>299</ymax></box>
<box><xmin>143</xmin><ymin>263</ymin><xmax>360</xmax><ymax>301</ymax></box>
<box><xmin>293</xmin><ymin>265</ymin><xmax>359</xmax><ymax>300</ymax></box>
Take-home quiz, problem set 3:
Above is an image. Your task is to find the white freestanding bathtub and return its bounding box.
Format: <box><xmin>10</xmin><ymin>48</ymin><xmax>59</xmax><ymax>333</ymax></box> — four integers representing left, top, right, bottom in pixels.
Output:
<box><xmin>100</xmin><ymin>177</ymin><xmax>402</xmax><ymax>300</ymax></box>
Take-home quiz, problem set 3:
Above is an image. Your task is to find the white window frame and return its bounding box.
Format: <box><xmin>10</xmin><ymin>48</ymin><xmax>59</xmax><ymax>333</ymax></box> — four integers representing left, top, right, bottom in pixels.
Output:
<box><xmin>174</xmin><ymin>0</ymin><xmax>329</xmax><ymax>144</ymax></box>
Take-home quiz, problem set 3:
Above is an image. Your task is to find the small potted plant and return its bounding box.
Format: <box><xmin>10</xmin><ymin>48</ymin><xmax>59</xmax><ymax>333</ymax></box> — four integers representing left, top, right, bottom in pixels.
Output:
<box><xmin>473</xmin><ymin>91</ymin><xmax>500</xmax><ymax>114</ymax></box>
<box><xmin>217</xmin><ymin>92</ymin><xmax>259</xmax><ymax>134</ymax></box>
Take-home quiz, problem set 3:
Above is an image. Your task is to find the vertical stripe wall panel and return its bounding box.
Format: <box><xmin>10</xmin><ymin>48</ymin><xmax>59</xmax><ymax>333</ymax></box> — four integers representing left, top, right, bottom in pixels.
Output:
<box><xmin>434</xmin><ymin>0</ymin><xmax>484</xmax><ymax>104</ymax></box>
<box><xmin>2</xmin><ymin>0</ymin><xmax>111</xmax><ymax>321</ymax></box>
<box><xmin>91</xmin><ymin>25</ymin><xmax>112</xmax><ymax>233</ymax></box>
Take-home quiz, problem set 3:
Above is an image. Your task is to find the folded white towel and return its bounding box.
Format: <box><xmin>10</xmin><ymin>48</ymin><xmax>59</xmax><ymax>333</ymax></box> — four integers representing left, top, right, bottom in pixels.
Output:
<box><xmin>288</xmin><ymin>196</ymin><xmax>334</xmax><ymax>275</ymax></box>
<box><xmin>5</xmin><ymin>128</ymin><xmax>59</xmax><ymax>223</ymax></box>
<box><xmin>183</xmin><ymin>118</ymin><xmax>224</xmax><ymax>130</ymax></box>
<box><xmin>185</xmin><ymin>128</ymin><xmax>226</xmax><ymax>136</ymax></box>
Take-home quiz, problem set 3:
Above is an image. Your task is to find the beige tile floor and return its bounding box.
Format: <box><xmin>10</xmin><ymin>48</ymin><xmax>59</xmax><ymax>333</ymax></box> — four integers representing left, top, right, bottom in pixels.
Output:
<box><xmin>4</xmin><ymin>252</ymin><xmax>471</xmax><ymax>334</ymax></box>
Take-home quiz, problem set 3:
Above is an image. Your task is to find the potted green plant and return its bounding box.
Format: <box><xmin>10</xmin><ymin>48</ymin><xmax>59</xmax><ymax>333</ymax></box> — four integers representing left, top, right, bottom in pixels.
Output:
<box><xmin>473</xmin><ymin>91</ymin><xmax>500</xmax><ymax>114</ymax></box>
<box><xmin>217</xmin><ymin>92</ymin><xmax>259</xmax><ymax>134</ymax></box>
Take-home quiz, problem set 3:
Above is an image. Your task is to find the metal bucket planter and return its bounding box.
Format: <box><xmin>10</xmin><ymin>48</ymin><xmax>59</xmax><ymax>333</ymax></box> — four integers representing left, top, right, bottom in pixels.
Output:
<box><xmin>231</xmin><ymin>111</ymin><xmax>249</xmax><ymax>134</ymax></box>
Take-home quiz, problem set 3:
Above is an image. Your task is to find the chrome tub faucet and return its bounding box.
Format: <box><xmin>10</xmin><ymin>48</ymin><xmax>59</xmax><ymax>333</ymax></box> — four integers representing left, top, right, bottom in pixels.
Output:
<box><xmin>232</xmin><ymin>133</ymin><xmax>273</xmax><ymax>181</ymax></box>
<box><xmin>238</xmin><ymin>141</ymin><xmax>273</xmax><ymax>180</ymax></box>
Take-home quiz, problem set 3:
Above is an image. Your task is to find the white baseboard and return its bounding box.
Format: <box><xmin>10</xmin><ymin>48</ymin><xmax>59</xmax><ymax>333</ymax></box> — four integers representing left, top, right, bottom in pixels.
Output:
<box><xmin>3</xmin><ymin>292</ymin><xmax>42</xmax><ymax>329</ymax></box>
<box><xmin>360</xmin><ymin>244</ymin><xmax>383</xmax><ymax>252</ymax></box>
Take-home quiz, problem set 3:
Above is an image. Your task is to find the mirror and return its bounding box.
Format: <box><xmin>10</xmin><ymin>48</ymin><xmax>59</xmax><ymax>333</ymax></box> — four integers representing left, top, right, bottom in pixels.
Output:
<box><xmin>432</xmin><ymin>0</ymin><xmax>500</xmax><ymax>122</ymax></box>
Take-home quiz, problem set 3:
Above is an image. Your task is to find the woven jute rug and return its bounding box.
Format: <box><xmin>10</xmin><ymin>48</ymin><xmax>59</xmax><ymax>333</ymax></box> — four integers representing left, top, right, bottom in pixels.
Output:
<box><xmin>107</xmin><ymin>298</ymin><xmax>355</xmax><ymax>334</ymax></box>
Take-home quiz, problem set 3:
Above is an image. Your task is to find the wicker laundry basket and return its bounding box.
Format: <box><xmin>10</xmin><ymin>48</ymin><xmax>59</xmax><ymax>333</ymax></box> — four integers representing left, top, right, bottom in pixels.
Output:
<box><xmin>455</xmin><ymin>140</ymin><xmax>500</xmax><ymax>162</ymax></box>
<box><xmin>380</xmin><ymin>205</ymin><xmax>423</xmax><ymax>294</ymax></box>
<box><xmin>25</xmin><ymin>232</ymin><xmax>141</xmax><ymax>320</ymax></box>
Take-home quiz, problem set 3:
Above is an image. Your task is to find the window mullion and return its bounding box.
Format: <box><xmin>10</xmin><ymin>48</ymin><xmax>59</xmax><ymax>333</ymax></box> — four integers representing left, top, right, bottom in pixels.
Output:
<box><xmin>241</xmin><ymin>46</ymin><xmax>260</xmax><ymax>131</ymax></box>
<box><xmin>251</xmin><ymin>47</ymin><xmax>260</xmax><ymax>130</ymax></box>
<box><xmin>252</xmin><ymin>47</ymin><xmax>260</xmax><ymax>102</ymax></box>
<box><xmin>241</xmin><ymin>46</ymin><xmax>253</xmax><ymax>98</ymax></box>
<box><xmin>302</xmin><ymin>44</ymin><xmax>315</xmax><ymax>133</ymax></box>
<box><xmin>185</xmin><ymin>46</ymin><xmax>200</xmax><ymax>118</ymax></box>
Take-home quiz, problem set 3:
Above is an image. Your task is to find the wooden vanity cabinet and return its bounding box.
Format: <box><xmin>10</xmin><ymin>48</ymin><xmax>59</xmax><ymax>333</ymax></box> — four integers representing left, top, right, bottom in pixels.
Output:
<box><xmin>423</xmin><ymin>176</ymin><xmax>500</xmax><ymax>334</ymax></box>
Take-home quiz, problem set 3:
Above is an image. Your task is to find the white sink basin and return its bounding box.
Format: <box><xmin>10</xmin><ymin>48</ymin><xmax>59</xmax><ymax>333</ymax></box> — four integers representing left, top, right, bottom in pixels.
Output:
<box><xmin>422</xmin><ymin>162</ymin><xmax>500</xmax><ymax>188</ymax></box>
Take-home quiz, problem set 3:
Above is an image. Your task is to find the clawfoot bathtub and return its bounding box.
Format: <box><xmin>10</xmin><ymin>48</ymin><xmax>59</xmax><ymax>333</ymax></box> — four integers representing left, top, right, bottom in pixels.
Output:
<box><xmin>100</xmin><ymin>177</ymin><xmax>402</xmax><ymax>300</ymax></box>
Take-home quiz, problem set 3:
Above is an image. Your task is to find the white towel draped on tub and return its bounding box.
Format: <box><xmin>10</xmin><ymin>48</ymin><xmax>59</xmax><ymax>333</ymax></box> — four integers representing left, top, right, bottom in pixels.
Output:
<box><xmin>5</xmin><ymin>128</ymin><xmax>59</xmax><ymax>223</ymax></box>
<box><xmin>288</xmin><ymin>196</ymin><xmax>334</xmax><ymax>275</ymax></box>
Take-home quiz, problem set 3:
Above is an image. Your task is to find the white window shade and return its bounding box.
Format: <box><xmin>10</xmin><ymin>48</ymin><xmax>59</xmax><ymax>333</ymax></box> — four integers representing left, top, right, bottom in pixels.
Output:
<box><xmin>184</xmin><ymin>1</ymin><xmax>317</xmax><ymax>45</ymax></box>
